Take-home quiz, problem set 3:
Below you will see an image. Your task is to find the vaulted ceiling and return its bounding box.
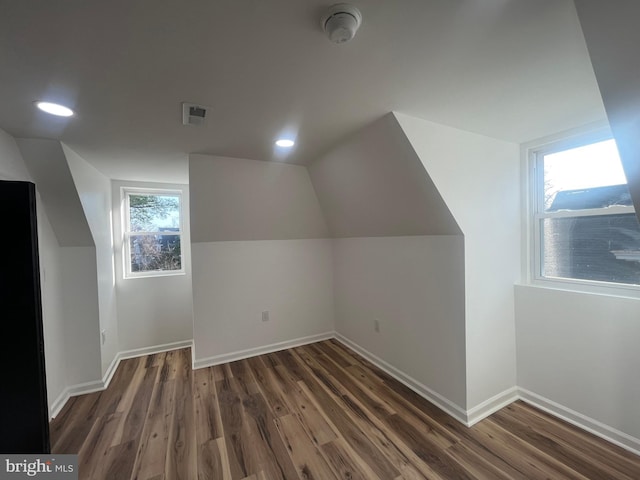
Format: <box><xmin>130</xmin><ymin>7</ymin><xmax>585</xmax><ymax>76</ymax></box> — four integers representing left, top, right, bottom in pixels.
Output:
<box><xmin>0</xmin><ymin>1</ymin><xmax>606</xmax><ymax>182</ymax></box>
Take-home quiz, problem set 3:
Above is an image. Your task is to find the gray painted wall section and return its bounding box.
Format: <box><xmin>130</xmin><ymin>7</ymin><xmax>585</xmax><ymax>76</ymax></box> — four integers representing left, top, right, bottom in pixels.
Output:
<box><xmin>16</xmin><ymin>138</ymin><xmax>94</xmax><ymax>247</ymax></box>
<box><xmin>574</xmin><ymin>0</ymin><xmax>640</xmax><ymax>217</ymax></box>
<box><xmin>189</xmin><ymin>155</ymin><xmax>328</xmax><ymax>242</ymax></box>
<box><xmin>308</xmin><ymin>113</ymin><xmax>460</xmax><ymax>238</ymax></box>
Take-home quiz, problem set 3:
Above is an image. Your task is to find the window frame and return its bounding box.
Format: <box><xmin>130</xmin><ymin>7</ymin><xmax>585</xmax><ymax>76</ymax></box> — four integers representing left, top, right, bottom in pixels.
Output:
<box><xmin>121</xmin><ymin>187</ymin><xmax>185</xmax><ymax>279</ymax></box>
<box><xmin>528</xmin><ymin>130</ymin><xmax>640</xmax><ymax>294</ymax></box>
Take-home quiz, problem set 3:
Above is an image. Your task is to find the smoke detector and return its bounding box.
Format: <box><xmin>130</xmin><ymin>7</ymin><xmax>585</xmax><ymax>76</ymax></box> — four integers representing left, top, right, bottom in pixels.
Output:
<box><xmin>321</xmin><ymin>3</ymin><xmax>362</xmax><ymax>44</ymax></box>
<box><xmin>182</xmin><ymin>102</ymin><xmax>208</xmax><ymax>126</ymax></box>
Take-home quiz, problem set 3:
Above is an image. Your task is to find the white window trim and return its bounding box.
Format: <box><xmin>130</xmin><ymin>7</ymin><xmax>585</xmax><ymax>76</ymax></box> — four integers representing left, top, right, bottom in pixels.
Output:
<box><xmin>121</xmin><ymin>187</ymin><xmax>185</xmax><ymax>279</ymax></box>
<box><xmin>525</xmin><ymin>127</ymin><xmax>640</xmax><ymax>297</ymax></box>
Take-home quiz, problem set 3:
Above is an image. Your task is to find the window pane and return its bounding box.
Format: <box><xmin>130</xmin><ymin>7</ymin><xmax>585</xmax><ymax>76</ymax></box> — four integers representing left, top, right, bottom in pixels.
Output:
<box><xmin>129</xmin><ymin>234</ymin><xmax>182</xmax><ymax>273</ymax></box>
<box><xmin>543</xmin><ymin>139</ymin><xmax>630</xmax><ymax>211</ymax></box>
<box><xmin>128</xmin><ymin>194</ymin><xmax>180</xmax><ymax>232</ymax></box>
<box><xmin>542</xmin><ymin>213</ymin><xmax>640</xmax><ymax>285</ymax></box>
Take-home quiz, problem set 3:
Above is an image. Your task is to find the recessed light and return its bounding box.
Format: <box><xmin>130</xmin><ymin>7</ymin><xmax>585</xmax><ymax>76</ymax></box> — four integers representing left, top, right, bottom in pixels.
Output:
<box><xmin>35</xmin><ymin>101</ymin><xmax>74</xmax><ymax>117</ymax></box>
<box><xmin>275</xmin><ymin>139</ymin><xmax>295</xmax><ymax>148</ymax></box>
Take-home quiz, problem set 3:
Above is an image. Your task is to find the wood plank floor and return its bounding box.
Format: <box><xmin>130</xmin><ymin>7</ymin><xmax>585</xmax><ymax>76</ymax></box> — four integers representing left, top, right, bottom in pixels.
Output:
<box><xmin>50</xmin><ymin>340</ymin><xmax>640</xmax><ymax>479</ymax></box>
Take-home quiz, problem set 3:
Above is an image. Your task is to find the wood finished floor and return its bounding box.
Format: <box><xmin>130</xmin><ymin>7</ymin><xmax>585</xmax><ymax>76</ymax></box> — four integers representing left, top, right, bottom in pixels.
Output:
<box><xmin>50</xmin><ymin>340</ymin><xmax>640</xmax><ymax>479</ymax></box>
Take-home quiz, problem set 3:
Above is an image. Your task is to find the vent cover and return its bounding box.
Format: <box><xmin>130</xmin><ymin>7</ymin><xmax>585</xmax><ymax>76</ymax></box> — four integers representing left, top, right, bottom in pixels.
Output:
<box><xmin>182</xmin><ymin>102</ymin><xmax>208</xmax><ymax>126</ymax></box>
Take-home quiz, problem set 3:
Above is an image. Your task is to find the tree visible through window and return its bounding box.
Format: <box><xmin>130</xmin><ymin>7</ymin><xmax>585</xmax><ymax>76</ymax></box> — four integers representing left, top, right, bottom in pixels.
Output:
<box><xmin>533</xmin><ymin>137</ymin><xmax>640</xmax><ymax>286</ymax></box>
<box><xmin>124</xmin><ymin>190</ymin><xmax>183</xmax><ymax>277</ymax></box>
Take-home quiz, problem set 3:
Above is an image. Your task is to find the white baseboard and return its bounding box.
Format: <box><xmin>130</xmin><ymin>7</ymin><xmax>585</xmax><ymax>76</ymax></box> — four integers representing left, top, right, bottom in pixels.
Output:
<box><xmin>101</xmin><ymin>350</ymin><xmax>122</xmax><ymax>390</ymax></box>
<box><xmin>334</xmin><ymin>335</ymin><xmax>640</xmax><ymax>456</ymax></box>
<box><xmin>518</xmin><ymin>387</ymin><xmax>640</xmax><ymax>456</ymax></box>
<box><xmin>103</xmin><ymin>339</ymin><xmax>194</xmax><ymax>390</ymax></box>
<box><xmin>117</xmin><ymin>340</ymin><xmax>194</xmax><ymax>362</ymax></box>
<box><xmin>334</xmin><ymin>333</ymin><xmax>469</xmax><ymax>425</ymax></box>
<box><xmin>193</xmin><ymin>332</ymin><xmax>334</xmax><ymax>370</ymax></box>
<box><xmin>466</xmin><ymin>386</ymin><xmax>519</xmax><ymax>427</ymax></box>
<box><xmin>49</xmin><ymin>391</ymin><xmax>70</xmax><ymax>420</ymax></box>
<box><xmin>49</xmin><ymin>379</ymin><xmax>104</xmax><ymax>419</ymax></box>
<box><xmin>49</xmin><ymin>339</ymin><xmax>193</xmax><ymax>419</ymax></box>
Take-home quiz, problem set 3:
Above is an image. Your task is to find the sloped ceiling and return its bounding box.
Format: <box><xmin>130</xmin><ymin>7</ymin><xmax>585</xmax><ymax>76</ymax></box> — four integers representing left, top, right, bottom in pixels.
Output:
<box><xmin>574</xmin><ymin>0</ymin><xmax>640</xmax><ymax>216</ymax></box>
<box><xmin>0</xmin><ymin>1</ymin><xmax>605</xmax><ymax>182</ymax></box>
<box><xmin>308</xmin><ymin>113</ymin><xmax>460</xmax><ymax>237</ymax></box>
<box><xmin>189</xmin><ymin>155</ymin><xmax>329</xmax><ymax>242</ymax></box>
<box><xmin>16</xmin><ymin>138</ymin><xmax>94</xmax><ymax>247</ymax></box>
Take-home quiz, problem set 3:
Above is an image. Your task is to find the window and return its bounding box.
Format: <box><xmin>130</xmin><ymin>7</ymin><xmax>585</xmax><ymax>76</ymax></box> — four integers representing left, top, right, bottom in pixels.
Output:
<box><xmin>123</xmin><ymin>189</ymin><xmax>183</xmax><ymax>278</ymax></box>
<box><xmin>532</xmin><ymin>136</ymin><xmax>640</xmax><ymax>287</ymax></box>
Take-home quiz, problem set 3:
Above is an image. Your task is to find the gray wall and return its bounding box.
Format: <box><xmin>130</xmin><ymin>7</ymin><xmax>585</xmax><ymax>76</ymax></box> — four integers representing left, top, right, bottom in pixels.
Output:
<box><xmin>190</xmin><ymin>155</ymin><xmax>328</xmax><ymax>242</ymax></box>
<box><xmin>16</xmin><ymin>139</ymin><xmax>93</xmax><ymax>247</ymax></box>
<box><xmin>574</xmin><ymin>0</ymin><xmax>640</xmax><ymax>216</ymax></box>
<box><xmin>308</xmin><ymin>114</ymin><xmax>460</xmax><ymax>237</ymax></box>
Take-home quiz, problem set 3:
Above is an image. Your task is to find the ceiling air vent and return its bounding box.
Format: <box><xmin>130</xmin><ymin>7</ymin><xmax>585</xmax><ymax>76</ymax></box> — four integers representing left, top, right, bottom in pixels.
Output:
<box><xmin>182</xmin><ymin>102</ymin><xmax>208</xmax><ymax>126</ymax></box>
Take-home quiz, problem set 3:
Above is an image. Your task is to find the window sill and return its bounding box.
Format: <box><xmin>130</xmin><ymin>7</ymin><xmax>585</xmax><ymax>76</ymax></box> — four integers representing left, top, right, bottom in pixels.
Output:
<box><xmin>518</xmin><ymin>278</ymin><xmax>640</xmax><ymax>300</ymax></box>
<box><xmin>124</xmin><ymin>270</ymin><xmax>186</xmax><ymax>280</ymax></box>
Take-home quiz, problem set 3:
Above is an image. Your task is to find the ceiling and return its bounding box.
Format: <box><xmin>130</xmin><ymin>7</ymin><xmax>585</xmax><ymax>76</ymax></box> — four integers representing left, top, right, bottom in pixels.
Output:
<box><xmin>0</xmin><ymin>0</ymin><xmax>606</xmax><ymax>183</ymax></box>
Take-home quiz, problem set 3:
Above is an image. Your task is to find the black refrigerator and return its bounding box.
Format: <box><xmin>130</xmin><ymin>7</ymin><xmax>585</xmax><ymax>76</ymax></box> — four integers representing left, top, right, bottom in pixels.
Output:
<box><xmin>0</xmin><ymin>180</ymin><xmax>51</xmax><ymax>453</ymax></box>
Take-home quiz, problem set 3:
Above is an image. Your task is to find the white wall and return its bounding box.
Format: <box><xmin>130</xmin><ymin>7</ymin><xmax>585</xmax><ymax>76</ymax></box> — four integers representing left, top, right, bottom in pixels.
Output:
<box><xmin>37</xmin><ymin>214</ymin><xmax>69</xmax><ymax>412</ymax></box>
<box><xmin>516</xmin><ymin>286</ymin><xmax>640</xmax><ymax>448</ymax></box>
<box><xmin>190</xmin><ymin>155</ymin><xmax>333</xmax><ymax>365</ymax></box>
<box><xmin>333</xmin><ymin>236</ymin><xmax>466</xmax><ymax>411</ymax></box>
<box><xmin>192</xmin><ymin>239</ymin><xmax>334</xmax><ymax>364</ymax></box>
<box><xmin>59</xmin><ymin>247</ymin><xmax>102</xmax><ymax>385</ymax></box>
<box><xmin>64</xmin><ymin>145</ymin><xmax>118</xmax><ymax>376</ymax></box>
<box><xmin>0</xmin><ymin>129</ymin><xmax>68</xmax><ymax>415</ymax></box>
<box><xmin>112</xmin><ymin>180</ymin><xmax>193</xmax><ymax>352</ymax></box>
<box><xmin>396</xmin><ymin>113</ymin><xmax>521</xmax><ymax>412</ymax></box>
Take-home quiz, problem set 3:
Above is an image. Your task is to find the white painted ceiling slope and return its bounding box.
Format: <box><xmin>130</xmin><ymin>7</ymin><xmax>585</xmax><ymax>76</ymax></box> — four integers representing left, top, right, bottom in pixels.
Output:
<box><xmin>0</xmin><ymin>0</ymin><xmax>605</xmax><ymax>182</ymax></box>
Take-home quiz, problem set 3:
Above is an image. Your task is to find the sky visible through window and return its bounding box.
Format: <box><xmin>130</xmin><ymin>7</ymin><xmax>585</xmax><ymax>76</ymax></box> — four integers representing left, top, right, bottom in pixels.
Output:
<box><xmin>540</xmin><ymin>138</ymin><xmax>640</xmax><ymax>286</ymax></box>
<box><xmin>544</xmin><ymin>139</ymin><xmax>627</xmax><ymax>193</ymax></box>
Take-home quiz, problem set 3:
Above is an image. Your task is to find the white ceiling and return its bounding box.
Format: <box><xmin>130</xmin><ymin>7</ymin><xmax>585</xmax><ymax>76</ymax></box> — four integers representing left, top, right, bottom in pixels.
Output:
<box><xmin>0</xmin><ymin>0</ymin><xmax>606</xmax><ymax>183</ymax></box>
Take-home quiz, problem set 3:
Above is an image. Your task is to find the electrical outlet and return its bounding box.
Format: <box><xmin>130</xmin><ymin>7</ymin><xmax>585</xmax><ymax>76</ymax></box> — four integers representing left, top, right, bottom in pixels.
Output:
<box><xmin>262</xmin><ymin>311</ymin><xmax>270</xmax><ymax>322</ymax></box>
<box><xmin>374</xmin><ymin>319</ymin><xmax>380</xmax><ymax>333</ymax></box>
